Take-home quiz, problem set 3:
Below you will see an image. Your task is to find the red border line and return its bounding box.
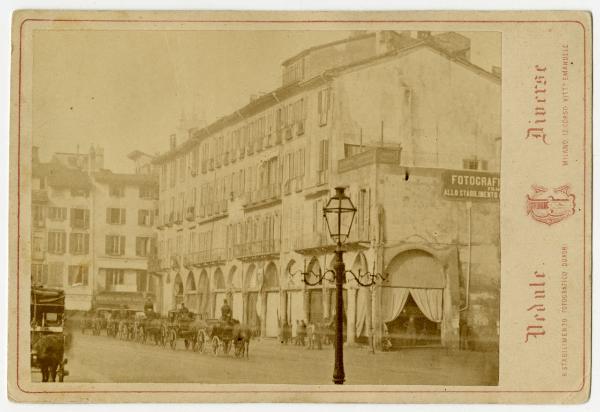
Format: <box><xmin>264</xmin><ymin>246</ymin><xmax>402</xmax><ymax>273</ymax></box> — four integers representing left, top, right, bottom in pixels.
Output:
<box><xmin>15</xmin><ymin>17</ymin><xmax>588</xmax><ymax>396</ymax></box>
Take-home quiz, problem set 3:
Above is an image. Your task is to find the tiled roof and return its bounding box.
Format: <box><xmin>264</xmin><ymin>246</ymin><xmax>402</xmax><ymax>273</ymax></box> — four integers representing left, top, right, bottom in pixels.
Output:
<box><xmin>32</xmin><ymin>161</ymin><xmax>92</xmax><ymax>190</ymax></box>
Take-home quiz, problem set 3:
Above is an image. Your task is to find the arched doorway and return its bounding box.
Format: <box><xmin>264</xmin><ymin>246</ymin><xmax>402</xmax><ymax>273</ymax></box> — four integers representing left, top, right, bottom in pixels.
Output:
<box><xmin>228</xmin><ymin>266</ymin><xmax>243</xmax><ymax>321</ymax></box>
<box><xmin>263</xmin><ymin>262</ymin><xmax>280</xmax><ymax>337</ymax></box>
<box><xmin>172</xmin><ymin>273</ymin><xmax>184</xmax><ymax>309</ymax></box>
<box><xmin>351</xmin><ymin>253</ymin><xmax>370</xmax><ymax>344</ymax></box>
<box><xmin>213</xmin><ymin>268</ymin><xmax>226</xmax><ymax>318</ymax></box>
<box><xmin>244</xmin><ymin>264</ymin><xmax>260</xmax><ymax>332</ymax></box>
<box><xmin>286</xmin><ymin>260</ymin><xmax>304</xmax><ymax>340</ymax></box>
<box><xmin>184</xmin><ymin>271</ymin><xmax>198</xmax><ymax>312</ymax></box>
<box><xmin>382</xmin><ymin>250</ymin><xmax>444</xmax><ymax>349</ymax></box>
<box><xmin>306</xmin><ymin>257</ymin><xmax>324</xmax><ymax>324</ymax></box>
<box><xmin>197</xmin><ymin>270</ymin><xmax>210</xmax><ymax>318</ymax></box>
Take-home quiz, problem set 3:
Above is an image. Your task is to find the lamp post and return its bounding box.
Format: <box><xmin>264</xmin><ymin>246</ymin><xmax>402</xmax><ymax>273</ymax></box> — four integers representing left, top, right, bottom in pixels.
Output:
<box><xmin>287</xmin><ymin>186</ymin><xmax>386</xmax><ymax>385</ymax></box>
<box><xmin>323</xmin><ymin>186</ymin><xmax>356</xmax><ymax>385</ymax></box>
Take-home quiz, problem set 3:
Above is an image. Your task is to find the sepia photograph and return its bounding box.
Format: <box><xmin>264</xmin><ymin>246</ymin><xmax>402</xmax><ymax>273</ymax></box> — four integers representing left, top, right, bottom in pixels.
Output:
<box><xmin>27</xmin><ymin>26</ymin><xmax>502</xmax><ymax>386</ymax></box>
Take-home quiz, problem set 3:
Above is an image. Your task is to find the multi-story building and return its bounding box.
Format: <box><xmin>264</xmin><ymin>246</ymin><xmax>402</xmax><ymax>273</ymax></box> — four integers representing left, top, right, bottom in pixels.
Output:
<box><xmin>31</xmin><ymin>146</ymin><xmax>160</xmax><ymax>312</ymax></box>
<box><xmin>152</xmin><ymin>30</ymin><xmax>501</xmax><ymax>350</ymax></box>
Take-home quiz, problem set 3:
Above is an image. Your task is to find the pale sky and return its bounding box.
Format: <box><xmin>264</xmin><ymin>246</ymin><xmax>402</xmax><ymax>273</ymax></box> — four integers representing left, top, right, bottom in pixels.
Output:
<box><xmin>32</xmin><ymin>30</ymin><xmax>501</xmax><ymax>172</ymax></box>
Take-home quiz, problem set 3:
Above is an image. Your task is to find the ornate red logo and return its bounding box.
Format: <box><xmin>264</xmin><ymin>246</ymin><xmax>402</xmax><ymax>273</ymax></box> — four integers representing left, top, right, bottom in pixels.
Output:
<box><xmin>526</xmin><ymin>185</ymin><xmax>576</xmax><ymax>225</ymax></box>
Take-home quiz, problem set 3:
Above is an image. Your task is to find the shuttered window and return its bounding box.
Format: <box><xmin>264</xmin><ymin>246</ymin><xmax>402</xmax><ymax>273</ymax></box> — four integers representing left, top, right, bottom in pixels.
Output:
<box><xmin>70</xmin><ymin>208</ymin><xmax>90</xmax><ymax>229</ymax></box>
<box><xmin>47</xmin><ymin>231</ymin><xmax>66</xmax><ymax>254</ymax></box>
<box><xmin>105</xmin><ymin>235</ymin><xmax>126</xmax><ymax>256</ymax></box>
<box><xmin>106</xmin><ymin>208</ymin><xmax>126</xmax><ymax>224</ymax></box>
<box><xmin>69</xmin><ymin>233</ymin><xmax>89</xmax><ymax>255</ymax></box>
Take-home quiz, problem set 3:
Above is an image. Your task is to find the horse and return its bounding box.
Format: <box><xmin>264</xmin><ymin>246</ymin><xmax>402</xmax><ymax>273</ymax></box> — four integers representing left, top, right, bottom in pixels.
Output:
<box><xmin>32</xmin><ymin>334</ymin><xmax>65</xmax><ymax>382</ymax></box>
<box><xmin>232</xmin><ymin>322</ymin><xmax>252</xmax><ymax>359</ymax></box>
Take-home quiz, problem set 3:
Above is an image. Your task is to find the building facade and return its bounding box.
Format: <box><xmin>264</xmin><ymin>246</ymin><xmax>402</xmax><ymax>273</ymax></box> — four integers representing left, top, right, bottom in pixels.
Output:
<box><xmin>152</xmin><ymin>30</ymin><xmax>501</xmax><ymax>350</ymax></box>
<box><xmin>31</xmin><ymin>147</ymin><xmax>160</xmax><ymax>312</ymax></box>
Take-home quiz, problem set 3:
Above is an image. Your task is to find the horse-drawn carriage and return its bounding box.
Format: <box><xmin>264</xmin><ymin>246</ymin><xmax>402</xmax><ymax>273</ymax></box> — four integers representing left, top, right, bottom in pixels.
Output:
<box><xmin>134</xmin><ymin>311</ymin><xmax>164</xmax><ymax>345</ymax></box>
<box><xmin>117</xmin><ymin>309</ymin><xmax>140</xmax><ymax>341</ymax></box>
<box><xmin>30</xmin><ymin>287</ymin><xmax>69</xmax><ymax>382</ymax></box>
<box><xmin>163</xmin><ymin>309</ymin><xmax>200</xmax><ymax>350</ymax></box>
<box><xmin>194</xmin><ymin>318</ymin><xmax>251</xmax><ymax>358</ymax></box>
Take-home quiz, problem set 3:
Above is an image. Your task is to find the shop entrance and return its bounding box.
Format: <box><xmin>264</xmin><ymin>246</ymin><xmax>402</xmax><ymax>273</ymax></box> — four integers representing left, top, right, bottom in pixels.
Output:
<box><xmin>385</xmin><ymin>293</ymin><xmax>441</xmax><ymax>348</ymax></box>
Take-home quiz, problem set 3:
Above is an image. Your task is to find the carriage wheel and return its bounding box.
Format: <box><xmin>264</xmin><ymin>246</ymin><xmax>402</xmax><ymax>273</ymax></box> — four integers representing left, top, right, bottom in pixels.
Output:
<box><xmin>169</xmin><ymin>329</ymin><xmax>177</xmax><ymax>350</ymax></box>
<box><xmin>160</xmin><ymin>326</ymin><xmax>167</xmax><ymax>347</ymax></box>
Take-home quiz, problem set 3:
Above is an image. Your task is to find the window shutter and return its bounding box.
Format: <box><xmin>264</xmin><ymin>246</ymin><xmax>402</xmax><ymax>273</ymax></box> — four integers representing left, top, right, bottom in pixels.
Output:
<box><xmin>70</xmin><ymin>208</ymin><xmax>75</xmax><ymax>228</ymax></box>
<box><xmin>324</xmin><ymin>140</ymin><xmax>329</xmax><ymax>169</ymax></box>
<box><xmin>84</xmin><ymin>234</ymin><xmax>89</xmax><ymax>254</ymax></box>
<box><xmin>105</xmin><ymin>236</ymin><xmax>111</xmax><ymax>255</ymax></box>
<box><xmin>121</xmin><ymin>209</ymin><xmax>126</xmax><ymax>224</ymax></box>
<box><xmin>84</xmin><ymin>209</ymin><xmax>89</xmax><ymax>228</ymax></box>
<box><xmin>69</xmin><ymin>233</ymin><xmax>75</xmax><ymax>254</ymax></box>
<box><xmin>68</xmin><ymin>266</ymin><xmax>74</xmax><ymax>286</ymax></box>
<box><xmin>136</xmin><ymin>237</ymin><xmax>141</xmax><ymax>256</ymax></box>
<box><xmin>106</xmin><ymin>208</ymin><xmax>111</xmax><ymax>224</ymax></box>
<box><xmin>138</xmin><ymin>210</ymin><xmax>143</xmax><ymax>225</ymax></box>
<box><xmin>120</xmin><ymin>236</ymin><xmax>126</xmax><ymax>255</ymax></box>
<box><xmin>61</xmin><ymin>232</ymin><xmax>66</xmax><ymax>253</ymax></box>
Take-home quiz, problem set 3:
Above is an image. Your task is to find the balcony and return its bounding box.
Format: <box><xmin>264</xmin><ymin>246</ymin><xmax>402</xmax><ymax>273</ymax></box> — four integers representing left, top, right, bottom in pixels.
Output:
<box><xmin>233</xmin><ymin>240</ymin><xmax>280</xmax><ymax>261</ymax></box>
<box><xmin>197</xmin><ymin>201</ymin><xmax>227</xmax><ymax>222</ymax></box>
<box><xmin>243</xmin><ymin>184</ymin><xmax>281</xmax><ymax>209</ymax></box>
<box><xmin>296</xmin><ymin>120</ymin><xmax>305</xmax><ymax>136</ymax></box>
<box><xmin>174</xmin><ymin>212</ymin><xmax>183</xmax><ymax>226</ymax></box>
<box><xmin>185</xmin><ymin>206</ymin><xmax>195</xmax><ymax>221</ymax></box>
<box><xmin>186</xmin><ymin>248</ymin><xmax>226</xmax><ymax>267</ymax></box>
<box><xmin>338</xmin><ymin>146</ymin><xmax>402</xmax><ymax>174</ymax></box>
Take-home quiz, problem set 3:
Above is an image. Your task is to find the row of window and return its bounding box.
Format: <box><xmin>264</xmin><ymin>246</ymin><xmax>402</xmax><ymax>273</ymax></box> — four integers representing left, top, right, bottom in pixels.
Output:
<box><xmin>33</xmin><ymin>206</ymin><xmax>156</xmax><ymax>228</ymax></box>
<box><xmin>43</xmin><ymin>230</ymin><xmax>153</xmax><ymax>257</ymax></box>
<box><xmin>158</xmin><ymin>141</ymin><xmax>330</xmax><ymax>225</ymax></box>
<box><xmin>161</xmin><ymin>88</ymin><xmax>331</xmax><ymax>191</ymax></box>
<box><xmin>31</xmin><ymin>263</ymin><xmax>155</xmax><ymax>292</ymax></box>
<box><xmin>108</xmin><ymin>184</ymin><xmax>158</xmax><ymax>199</ymax></box>
<box><xmin>105</xmin><ymin>208</ymin><xmax>155</xmax><ymax>226</ymax></box>
<box><xmin>32</xmin><ymin>263</ymin><xmax>89</xmax><ymax>287</ymax></box>
<box><xmin>33</xmin><ymin>206</ymin><xmax>90</xmax><ymax>229</ymax></box>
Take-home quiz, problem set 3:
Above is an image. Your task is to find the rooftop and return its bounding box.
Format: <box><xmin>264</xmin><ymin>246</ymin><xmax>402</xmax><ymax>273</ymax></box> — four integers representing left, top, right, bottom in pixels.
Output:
<box><xmin>153</xmin><ymin>31</ymin><xmax>500</xmax><ymax>165</ymax></box>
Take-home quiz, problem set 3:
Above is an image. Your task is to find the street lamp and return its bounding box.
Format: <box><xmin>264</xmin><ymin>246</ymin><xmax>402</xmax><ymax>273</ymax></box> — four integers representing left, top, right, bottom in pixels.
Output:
<box><xmin>323</xmin><ymin>187</ymin><xmax>356</xmax><ymax>385</ymax></box>
<box><xmin>287</xmin><ymin>186</ymin><xmax>386</xmax><ymax>385</ymax></box>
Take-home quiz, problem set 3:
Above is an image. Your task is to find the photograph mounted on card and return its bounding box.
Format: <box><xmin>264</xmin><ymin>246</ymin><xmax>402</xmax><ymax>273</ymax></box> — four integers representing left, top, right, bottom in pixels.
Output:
<box><xmin>7</xmin><ymin>9</ymin><xmax>591</xmax><ymax>403</ymax></box>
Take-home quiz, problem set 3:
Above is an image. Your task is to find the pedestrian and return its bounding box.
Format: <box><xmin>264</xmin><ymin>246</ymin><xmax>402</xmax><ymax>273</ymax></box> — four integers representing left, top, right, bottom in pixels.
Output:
<box><xmin>299</xmin><ymin>320</ymin><xmax>307</xmax><ymax>346</ymax></box>
<box><xmin>307</xmin><ymin>322</ymin><xmax>315</xmax><ymax>349</ymax></box>
<box><xmin>294</xmin><ymin>320</ymin><xmax>300</xmax><ymax>345</ymax></box>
